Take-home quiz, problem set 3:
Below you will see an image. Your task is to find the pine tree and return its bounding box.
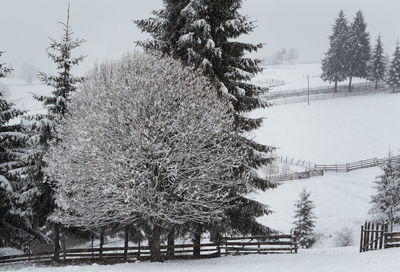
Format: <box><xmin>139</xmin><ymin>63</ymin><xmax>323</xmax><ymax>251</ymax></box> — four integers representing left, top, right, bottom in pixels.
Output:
<box><xmin>0</xmin><ymin>52</ymin><xmax>46</xmax><ymax>250</ymax></box>
<box><xmin>0</xmin><ymin>52</ymin><xmax>22</xmax><ymax>228</ymax></box>
<box><xmin>293</xmin><ymin>189</ymin><xmax>316</xmax><ymax>248</ymax></box>
<box><xmin>369</xmin><ymin>156</ymin><xmax>400</xmax><ymax>231</ymax></box>
<box><xmin>321</xmin><ymin>10</ymin><xmax>349</xmax><ymax>92</ymax></box>
<box><xmin>369</xmin><ymin>35</ymin><xmax>386</xmax><ymax>89</ymax></box>
<box><xmin>135</xmin><ymin>0</ymin><xmax>276</xmax><ymax>239</ymax></box>
<box><xmin>387</xmin><ymin>41</ymin><xmax>400</xmax><ymax>92</ymax></box>
<box><xmin>26</xmin><ymin>4</ymin><xmax>86</xmax><ymax>227</ymax></box>
<box><xmin>347</xmin><ymin>10</ymin><xmax>371</xmax><ymax>91</ymax></box>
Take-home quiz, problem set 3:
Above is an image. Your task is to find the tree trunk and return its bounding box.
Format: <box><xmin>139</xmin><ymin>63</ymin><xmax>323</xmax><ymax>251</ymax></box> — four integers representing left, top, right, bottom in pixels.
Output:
<box><xmin>334</xmin><ymin>80</ymin><xmax>338</xmax><ymax>93</ymax></box>
<box><xmin>348</xmin><ymin>75</ymin><xmax>353</xmax><ymax>92</ymax></box>
<box><xmin>99</xmin><ymin>228</ymin><xmax>104</xmax><ymax>258</ymax></box>
<box><xmin>192</xmin><ymin>224</ymin><xmax>203</xmax><ymax>257</ymax></box>
<box><xmin>149</xmin><ymin>224</ymin><xmax>163</xmax><ymax>262</ymax></box>
<box><xmin>166</xmin><ymin>226</ymin><xmax>175</xmax><ymax>258</ymax></box>
<box><xmin>375</xmin><ymin>79</ymin><xmax>378</xmax><ymax>90</ymax></box>
<box><xmin>53</xmin><ymin>223</ymin><xmax>60</xmax><ymax>262</ymax></box>
<box><xmin>124</xmin><ymin>225</ymin><xmax>129</xmax><ymax>261</ymax></box>
<box><xmin>61</xmin><ymin>228</ymin><xmax>66</xmax><ymax>260</ymax></box>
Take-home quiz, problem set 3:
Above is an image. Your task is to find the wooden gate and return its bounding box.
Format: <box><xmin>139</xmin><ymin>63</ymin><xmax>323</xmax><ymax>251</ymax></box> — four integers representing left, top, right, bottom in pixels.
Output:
<box><xmin>359</xmin><ymin>222</ymin><xmax>388</xmax><ymax>252</ymax></box>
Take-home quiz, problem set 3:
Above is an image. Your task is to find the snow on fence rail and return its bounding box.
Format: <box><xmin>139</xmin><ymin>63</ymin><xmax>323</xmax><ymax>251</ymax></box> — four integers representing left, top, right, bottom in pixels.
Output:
<box><xmin>0</xmin><ymin>234</ymin><xmax>297</xmax><ymax>265</ymax></box>
<box><xmin>360</xmin><ymin>222</ymin><xmax>400</xmax><ymax>253</ymax></box>
<box><xmin>315</xmin><ymin>155</ymin><xmax>400</xmax><ymax>173</ymax></box>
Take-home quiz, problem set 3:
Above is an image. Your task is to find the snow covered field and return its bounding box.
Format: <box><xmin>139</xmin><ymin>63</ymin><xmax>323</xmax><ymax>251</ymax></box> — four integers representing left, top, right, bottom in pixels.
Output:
<box><xmin>0</xmin><ymin>78</ymin><xmax>50</xmax><ymax>117</ymax></box>
<box><xmin>253</xmin><ymin>168</ymin><xmax>379</xmax><ymax>247</ymax></box>
<box><xmin>253</xmin><ymin>63</ymin><xmax>366</xmax><ymax>91</ymax></box>
<box><xmin>1</xmin><ymin>247</ymin><xmax>399</xmax><ymax>272</ymax></box>
<box><xmin>251</xmin><ymin>92</ymin><xmax>400</xmax><ymax>164</ymax></box>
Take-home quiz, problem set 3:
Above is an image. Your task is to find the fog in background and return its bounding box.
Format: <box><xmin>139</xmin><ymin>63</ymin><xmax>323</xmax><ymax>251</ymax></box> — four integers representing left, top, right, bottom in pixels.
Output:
<box><xmin>1</xmin><ymin>0</ymin><xmax>399</xmax><ymax>76</ymax></box>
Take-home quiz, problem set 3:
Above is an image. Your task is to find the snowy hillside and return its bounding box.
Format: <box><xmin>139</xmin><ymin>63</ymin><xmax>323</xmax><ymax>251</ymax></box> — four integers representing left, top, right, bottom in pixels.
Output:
<box><xmin>253</xmin><ymin>63</ymin><xmax>366</xmax><ymax>91</ymax></box>
<box><xmin>251</xmin><ymin>92</ymin><xmax>400</xmax><ymax>163</ymax></box>
<box><xmin>253</xmin><ymin>168</ymin><xmax>379</xmax><ymax>247</ymax></box>
<box><xmin>0</xmin><ymin>78</ymin><xmax>51</xmax><ymax>117</ymax></box>
<box><xmin>250</xmin><ymin>90</ymin><xmax>400</xmax><ymax>247</ymax></box>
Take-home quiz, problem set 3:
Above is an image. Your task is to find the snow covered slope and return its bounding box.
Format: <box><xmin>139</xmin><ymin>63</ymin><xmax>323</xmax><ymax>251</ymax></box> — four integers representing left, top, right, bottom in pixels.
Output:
<box><xmin>253</xmin><ymin>168</ymin><xmax>379</xmax><ymax>247</ymax></box>
<box><xmin>251</xmin><ymin>92</ymin><xmax>400</xmax><ymax>164</ymax></box>
<box><xmin>0</xmin><ymin>78</ymin><xmax>51</xmax><ymax>117</ymax></box>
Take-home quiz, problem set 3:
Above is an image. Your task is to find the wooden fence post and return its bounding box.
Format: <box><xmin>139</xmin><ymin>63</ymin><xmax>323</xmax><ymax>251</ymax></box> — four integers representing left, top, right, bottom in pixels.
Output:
<box><xmin>360</xmin><ymin>225</ymin><xmax>364</xmax><ymax>252</ymax></box>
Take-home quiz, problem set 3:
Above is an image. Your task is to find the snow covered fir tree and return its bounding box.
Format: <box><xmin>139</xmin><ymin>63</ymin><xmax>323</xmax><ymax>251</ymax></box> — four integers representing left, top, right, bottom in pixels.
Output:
<box><xmin>26</xmin><ymin>5</ymin><xmax>86</xmax><ymax>229</ymax></box>
<box><xmin>135</xmin><ymin>0</ymin><xmax>276</xmax><ymax>242</ymax></box>
<box><xmin>346</xmin><ymin>10</ymin><xmax>370</xmax><ymax>91</ymax></box>
<box><xmin>292</xmin><ymin>189</ymin><xmax>316</xmax><ymax>248</ymax></box>
<box><xmin>321</xmin><ymin>10</ymin><xmax>349</xmax><ymax>92</ymax></box>
<box><xmin>369</xmin><ymin>35</ymin><xmax>386</xmax><ymax>89</ymax></box>
<box><xmin>387</xmin><ymin>41</ymin><xmax>400</xmax><ymax>92</ymax></box>
<box><xmin>0</xmin><ymin>52</ymin><xmax>47</xmax><ymax>250</ymax></box>
<box><xmin>369</xmin><ymin>156</ymin><xmax>400</xmax><ymax>231</ymax></box>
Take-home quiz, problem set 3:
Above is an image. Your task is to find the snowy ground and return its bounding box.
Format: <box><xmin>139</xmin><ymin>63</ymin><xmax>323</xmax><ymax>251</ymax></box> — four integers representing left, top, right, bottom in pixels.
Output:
<box><xmin>0</xmin><ymin>78</ymin><xmax>50</xmax><ymax>117</ymax></box>
<box><xmin>1</xmin><ymin>247</ymin><xmax>400</xmax><ymax>272</ymax></box>
<box><xmin>253</xmin><ymin>63</ymin><xmax>366</xmax><ymax>91</ymax></box>
<box><xmin>251</xmin><ymin>92</ymin><xmax>400</xmax><ymax>164</ymax></box>
<box><xmin>253</xmin><ymin>167</ymin><xmax>379</xmax><ymax>248</ymax></box>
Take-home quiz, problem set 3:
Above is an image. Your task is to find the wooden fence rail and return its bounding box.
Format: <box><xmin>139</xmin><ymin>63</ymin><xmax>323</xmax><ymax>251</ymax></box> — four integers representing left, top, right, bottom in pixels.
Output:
<box><xmin>0</xmin><ymin>234</ymin><xmax>297</xmax><ymax>265</ymax></box>
<box><xmin>360</xmin><ymin>222</ymin><xmax>400</xmax><ymax>252</ymax></box>
<box><xmin>315</xmin><ymin>155</ymin><xmax>400</xmax><ymax>173</ymax></box>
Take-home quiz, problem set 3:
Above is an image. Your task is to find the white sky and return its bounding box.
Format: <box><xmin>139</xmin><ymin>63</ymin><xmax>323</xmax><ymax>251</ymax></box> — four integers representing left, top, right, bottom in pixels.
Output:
<box><xmin>1</xmin><ymin>0</ymin><xmax>399</xmax><ymax>76</ymax></box>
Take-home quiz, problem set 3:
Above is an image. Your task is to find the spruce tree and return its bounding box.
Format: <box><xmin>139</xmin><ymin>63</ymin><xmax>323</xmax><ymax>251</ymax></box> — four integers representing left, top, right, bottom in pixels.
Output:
<box><xmin>136</xmin><ymin>0</ymin><xmax>276</xmax><ymax>238</ymax></box>
<box><xmin>293</xmin><ymin>189</ymin><xmax>316</xmax><ymax>248</ymax></box>
<box><xmin>26</xmin><ymin>5</ymin><xmax>86</xmax><ymax>227</ymax></box>
<box><xmin>347</xmin><ymin>10</ymin><xmax>371</xmax><ymax>91</ymax></box>
<box><xmin>321</xmin><ymin>10</ymin><xmax>349</xmax><ymax>92</ymax></box>
<box><xmin>387</xmin><ymin>41</ymin><xmax>400</xmax><ymax>92</ymax></box>
<box><xmin>370</xmin><ymin>156</ymin><xmax>400</xmax><ymax>231</ymax></box>
<box><xmin>369</xmin><ymin>35</ymin><xmax>386</xmax><ymax>89</ymax></box>
<box><xmin>0</xmin><ymin>52</ymin><xmax>45</xmax><ymax>250</ymax></box>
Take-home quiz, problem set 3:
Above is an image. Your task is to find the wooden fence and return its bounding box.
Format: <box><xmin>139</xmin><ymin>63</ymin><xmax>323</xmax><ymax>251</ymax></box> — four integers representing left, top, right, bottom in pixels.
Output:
<box><xmin>360</xmin><ymin>222</ymin><xmax>388</xmax><ymax>252</ymax></box>
<box><xmin>0</xmin><ymin>234</ymin><xmax>297</xmax><ymax>265</ymax></box>
<box><xmin>315</xmin><ymin>155</ymin><xmax>400</xmax><ymax>173</ymax></box>
<box><xmin>264</xmin><ymin>81</ymin><xmax>382</xmax><ymax>100</ymax></box>
<box><xmin>270</xmin><ymin>169</ymin><xmax>324</xmax><ymax>182</ymax></box>
<box><xmin>360</xmin><ymin>222</ymin><xmax>400</xmax><ymax>252</ymax></box>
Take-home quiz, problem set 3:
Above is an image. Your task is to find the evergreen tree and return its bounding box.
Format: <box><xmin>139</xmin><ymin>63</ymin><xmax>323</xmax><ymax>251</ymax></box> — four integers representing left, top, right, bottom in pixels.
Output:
<box><xmin>369</xmin><ymin>156</ymin><xmax>400</xmax><ymax>231</ymax></box>
<box><xmin>26</xmin><ymin>5</ymin><xmax>86</xmax><ymax>227</ymax></box>
<box><xmin>387</xmin><ymin>41</ymin><xmax>400</xmax><ymax>92</ymax></box>
<box><xmin>293</xmin><ymin>189</ymin><xmax>316</xmax><ymax>248</ymax></box>
<box><xmin>347</xmin><ymin>10</ymin><xmax>371</xmax><ymax>91</ymax></box>
<box><xmin>136</xmin><ymin>0</ymin><xmax>276</xmax><ymax>239</ymax></box>
<box><xmin>0</xmin><ymin>52</ymin><xmax>47</xmax><ymax>250</ymax></box>
<box><xmin>369</xmin><ymin>35</ymin><xmax>386</xmax><ymax>89</ymax></box>
<box><xmin>321</xmin><ymin>10</ymin><xmax>349</xmax><ymax>92</ymax></box>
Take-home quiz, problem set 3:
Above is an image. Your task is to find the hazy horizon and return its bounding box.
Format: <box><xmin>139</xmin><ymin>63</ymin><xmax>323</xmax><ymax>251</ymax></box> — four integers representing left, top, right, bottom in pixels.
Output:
<box><xmin>1</xmin><ymin>0</ymin><xmax>399</xmax><ymax>76</ymax></box>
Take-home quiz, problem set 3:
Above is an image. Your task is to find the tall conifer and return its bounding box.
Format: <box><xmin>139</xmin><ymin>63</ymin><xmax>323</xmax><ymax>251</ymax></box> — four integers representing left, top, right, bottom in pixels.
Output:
<box><xmin>321</xmin><ymin>10</ymin><xmax>349</xmax><ymax>92</ymax></box>
<box><xmin>136</xmin><ymin>0</ymin><xmax>276</xmax><ymax>238</ymax></box>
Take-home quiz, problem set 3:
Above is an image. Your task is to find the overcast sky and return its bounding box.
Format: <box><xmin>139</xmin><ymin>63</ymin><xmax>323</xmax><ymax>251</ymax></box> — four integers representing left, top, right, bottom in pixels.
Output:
<box><xmin>1</xmin><ymin>0</ymin><xmax>399</xmax><ymax>76</ymax></box>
